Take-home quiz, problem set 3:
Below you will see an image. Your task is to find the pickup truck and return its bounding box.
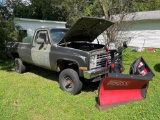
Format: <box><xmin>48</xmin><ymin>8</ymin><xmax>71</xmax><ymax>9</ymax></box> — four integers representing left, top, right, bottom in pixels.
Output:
<box><xmin>6</xmin><ymin>17</ymin><xmax>115</xmax><ymax>95</ymax></box>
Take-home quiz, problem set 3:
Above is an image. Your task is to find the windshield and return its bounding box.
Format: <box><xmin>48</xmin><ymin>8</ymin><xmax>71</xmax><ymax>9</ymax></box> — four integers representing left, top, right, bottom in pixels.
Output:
<box><xmin>50</xmin><ymin>29</ymin><xmax>68</xmax><ymax>44</ymax></box>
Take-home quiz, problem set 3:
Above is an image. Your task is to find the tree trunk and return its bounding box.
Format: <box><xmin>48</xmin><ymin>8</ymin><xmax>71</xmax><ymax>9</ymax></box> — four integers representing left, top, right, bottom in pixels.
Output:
<box><xmin>98</xmin><ymin>0</ymin><xmax>108</xmax><ymax>19</ymax></box>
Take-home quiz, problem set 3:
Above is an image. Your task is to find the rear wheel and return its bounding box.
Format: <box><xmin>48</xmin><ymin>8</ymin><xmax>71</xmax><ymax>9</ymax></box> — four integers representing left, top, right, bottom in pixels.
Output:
<box><xmin>14</xmin><ymin>58</ymin><xmax>26</xmax><ymax>73</ymax></box>
<box><xmin>59</xmin><ymin>68</ymin><xmax>82</xmax><ymax>95</ymax></box>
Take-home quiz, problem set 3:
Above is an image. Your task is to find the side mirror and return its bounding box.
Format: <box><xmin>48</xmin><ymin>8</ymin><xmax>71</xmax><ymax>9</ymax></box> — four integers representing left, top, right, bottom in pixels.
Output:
<box><xmin>37</xmin><ymin>38</ymin><xmax>44</xmax><ymax>44</ymax></box>
<box><xmin>123</xmin><ymin>41</ymin><xmax>128</xmax><ymax>48</ymax></box>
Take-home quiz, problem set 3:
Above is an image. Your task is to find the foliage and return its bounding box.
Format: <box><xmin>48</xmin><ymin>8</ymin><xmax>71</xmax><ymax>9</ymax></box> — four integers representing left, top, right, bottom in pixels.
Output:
<box><xmin>0</xmin><ymin>3</ymin><xmax>18</xmax><ymax>51</ymax></box>
<box><xmin>133</xmin><ymin>0</ymin><xmax>160</xmax><ymax>12</ymax></box>
<box><xmin>13</xmin><ymin>0</ymin><xmax>68</xmax><ymax>21</ymax></box>
<box><xmin>60</xmin><ymin>0</ymin><xmax>97</xmax><ymax>27</ymax></box>
<box><xmin>13</xmin><ymin>0</ymin><xmax>103</xmax><ymax>27</ymax></box>
<box><xmin>1</xmin><ymin>0</ymin><xmax>160</xmax><ymax>51</ymax></box>
<box><xmin>12</xmin><ymin>0</ymin><xmax>160</xmax><ymax>27</ymax></box>
<box><xmin>97</xmin><ymin>0</ymin><xmax>135</xmax><ymax>43</ymax></box>
<box><xmin>0</xmin><ymin>49</ymin><xmax>160</xmax><ymax>119</ymax></box>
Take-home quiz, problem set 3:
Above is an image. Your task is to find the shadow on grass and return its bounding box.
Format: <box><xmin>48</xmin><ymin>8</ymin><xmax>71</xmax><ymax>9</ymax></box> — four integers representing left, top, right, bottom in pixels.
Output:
<box><xmin>0</xmin><ymin>56</ymin><xmax>14</xmax><ymax>72</ymax></box>
<box><xmin>28</xmin><ymin>66</ymin><xmax>100</xmax><ymax>93</ymax></box>
<box><xmin>82</xmin><ymin>81</ymin><xmax>99</xmax><ymax>92</ymax></box>
<box><xmin>0</xmin><ymin>54</ymin><xmax>99</xmax><ymax>92</ymax></box>
<box><xmin>154</xmin><ymin>63</ymin><xmax>160</xmax><ymax>72</ymax></box>
<box><xmin>28</xmin><ymin>65</ymin><xmax>59</xmax><ymax>81</ymax></box>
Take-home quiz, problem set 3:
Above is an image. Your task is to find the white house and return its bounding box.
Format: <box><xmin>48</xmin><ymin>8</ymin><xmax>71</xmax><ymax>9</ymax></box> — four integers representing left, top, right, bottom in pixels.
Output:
<box><xmin>14</xmin><ymin>18</ymin><xmax>66</xmax><ymax>36</ymax></box>
<box><xmin>114</xmin><ymin>10</ymin><xmax>160</xmax><ymax>48</ymax></box>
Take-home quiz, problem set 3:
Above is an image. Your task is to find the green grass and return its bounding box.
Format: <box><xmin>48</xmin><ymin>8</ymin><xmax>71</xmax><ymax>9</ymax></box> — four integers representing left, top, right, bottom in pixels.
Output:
<box><xmin>0</xmin><ymin>48</ymin><xmax>160</xmax><ymax>120</ymax></box>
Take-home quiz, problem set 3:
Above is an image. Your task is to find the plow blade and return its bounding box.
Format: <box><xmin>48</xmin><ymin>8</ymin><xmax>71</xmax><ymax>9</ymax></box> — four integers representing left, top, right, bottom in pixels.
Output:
<box><xmin>96</xmin><ymin>57</ymin><xmax>155</xmax><ymax>110</ymax></box>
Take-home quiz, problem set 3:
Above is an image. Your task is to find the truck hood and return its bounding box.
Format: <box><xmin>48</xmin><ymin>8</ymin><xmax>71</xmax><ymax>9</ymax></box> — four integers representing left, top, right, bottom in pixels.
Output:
<box><xmin>58</xmin><ymin>17</ymin><xmax>114</xmax><ymax>44</ymax></box>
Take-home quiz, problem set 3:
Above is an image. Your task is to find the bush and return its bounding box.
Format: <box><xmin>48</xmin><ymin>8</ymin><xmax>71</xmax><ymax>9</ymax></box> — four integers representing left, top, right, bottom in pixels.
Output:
<box><xmin>0</xmin><ymin>18</ymin><xmax>18</xmax><ymax>51</ymax></box>
<box><xmin>0</xmin><ymin>3</ymin><xmax>18</xmax><ymax>52</ymax></box>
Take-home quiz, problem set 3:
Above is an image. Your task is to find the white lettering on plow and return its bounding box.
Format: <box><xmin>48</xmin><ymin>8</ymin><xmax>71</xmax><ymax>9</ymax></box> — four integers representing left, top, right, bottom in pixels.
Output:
<box><xmin>107</xmin><ymin>80</ymin><xmax>130</xmax><ymax>86</ymax></box>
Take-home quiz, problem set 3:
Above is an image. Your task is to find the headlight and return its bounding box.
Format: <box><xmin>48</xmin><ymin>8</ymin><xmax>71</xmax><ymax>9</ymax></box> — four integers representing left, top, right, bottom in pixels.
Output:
<box><xmin>90</xmin><ymin>55</ymin><xmax>97</xmax><ymax>69</ymax></box>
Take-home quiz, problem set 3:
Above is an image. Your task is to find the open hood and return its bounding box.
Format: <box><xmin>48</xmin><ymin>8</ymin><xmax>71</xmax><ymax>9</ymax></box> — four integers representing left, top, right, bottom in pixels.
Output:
<box><xmin>58</xmin><ymin>17</ymin><xmax>114</xmax><ymax>44</ymax></box>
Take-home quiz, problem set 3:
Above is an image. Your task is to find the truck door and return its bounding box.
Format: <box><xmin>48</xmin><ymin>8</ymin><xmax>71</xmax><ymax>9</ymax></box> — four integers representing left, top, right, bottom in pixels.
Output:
<box><xmin>31</xmin><ymin>30</ymin><xmax>51</xmax><ymax>69</ymax></box>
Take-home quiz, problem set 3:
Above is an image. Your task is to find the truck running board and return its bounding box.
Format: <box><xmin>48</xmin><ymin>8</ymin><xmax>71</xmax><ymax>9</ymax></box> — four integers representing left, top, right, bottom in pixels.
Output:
<box><xmin>96</xmin><ymin>57</ymin><xmax>155</xmax><ymax>110</ymax></box>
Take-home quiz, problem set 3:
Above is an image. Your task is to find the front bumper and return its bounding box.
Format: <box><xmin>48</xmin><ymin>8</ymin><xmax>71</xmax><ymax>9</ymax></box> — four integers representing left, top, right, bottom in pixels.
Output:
<box><xmin>83</xmin><ymin>67</ymin><xmax>108</xmax><ymax>79</ymax></box>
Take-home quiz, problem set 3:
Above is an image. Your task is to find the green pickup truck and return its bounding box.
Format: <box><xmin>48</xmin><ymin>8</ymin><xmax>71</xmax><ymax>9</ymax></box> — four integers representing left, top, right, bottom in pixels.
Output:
<box><xmin>6</xmin><ymin>17</ymin><xmax>114</xmax><ymax>94</ymax></box>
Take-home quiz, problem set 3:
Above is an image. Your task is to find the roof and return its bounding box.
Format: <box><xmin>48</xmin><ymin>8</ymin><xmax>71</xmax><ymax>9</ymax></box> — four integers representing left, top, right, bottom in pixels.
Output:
<box><xmin>14</xmin><ymin>18</ymin><xmax>66</xmax><ymax>24</ymax></box>
<box><xmin>112</xmin><ymin>10</ymin><xmax>160</xmax><ymax>22</ymax></box>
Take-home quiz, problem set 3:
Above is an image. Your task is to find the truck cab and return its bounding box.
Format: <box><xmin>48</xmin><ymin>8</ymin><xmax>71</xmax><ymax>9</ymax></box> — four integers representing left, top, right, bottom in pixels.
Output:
<box><xmin>6</xmin><ymin>17</ymin><xmax>115</xmax><ymax>95</ymax></box>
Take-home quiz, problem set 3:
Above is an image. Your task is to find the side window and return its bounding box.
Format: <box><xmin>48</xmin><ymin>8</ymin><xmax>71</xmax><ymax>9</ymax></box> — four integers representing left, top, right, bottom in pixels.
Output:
<box><xmin>33</xmin><ymin>30</ymin><xmax>49</xmax><ymax>46</ymax></box>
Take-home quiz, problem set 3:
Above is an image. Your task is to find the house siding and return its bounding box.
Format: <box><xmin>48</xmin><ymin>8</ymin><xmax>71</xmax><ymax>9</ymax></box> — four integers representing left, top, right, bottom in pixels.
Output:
<box><xmin>117</xmin><ymin>20</ymin><xmax>160</xmax><ymax>48</ymax></box>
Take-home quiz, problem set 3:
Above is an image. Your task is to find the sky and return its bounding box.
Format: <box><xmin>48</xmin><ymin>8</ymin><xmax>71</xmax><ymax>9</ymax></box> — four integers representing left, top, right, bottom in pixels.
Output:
<box><xmin>0</xmin><ymin>0</ymin><xmax>30</xmax><ymax>5</ymax></box>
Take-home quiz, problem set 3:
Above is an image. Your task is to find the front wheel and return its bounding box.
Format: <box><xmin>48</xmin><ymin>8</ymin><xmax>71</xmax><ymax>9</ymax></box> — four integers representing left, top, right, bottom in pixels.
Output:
<box><xmin>59</xmin><ymin>69</ymin><xmax>82</xmax><ymax>95</ymax></box>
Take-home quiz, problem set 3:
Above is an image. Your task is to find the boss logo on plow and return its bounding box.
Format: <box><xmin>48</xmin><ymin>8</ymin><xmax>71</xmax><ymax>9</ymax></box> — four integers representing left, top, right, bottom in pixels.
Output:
<box><xmin>107</xmin><ymin>80</ymin><xmax>130</xmax><ymax>86</ymax></box>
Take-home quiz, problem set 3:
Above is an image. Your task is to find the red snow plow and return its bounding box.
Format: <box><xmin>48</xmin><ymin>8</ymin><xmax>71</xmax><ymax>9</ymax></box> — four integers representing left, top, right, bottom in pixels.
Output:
<box><xmin>96</xmin><ymin>42</ymin><xmax>155</xmax><ymax>110</ymax></box>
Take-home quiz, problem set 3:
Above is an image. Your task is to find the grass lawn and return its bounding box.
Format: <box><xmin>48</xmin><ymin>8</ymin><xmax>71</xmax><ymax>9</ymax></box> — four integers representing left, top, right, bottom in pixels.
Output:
<box><xmin>0</xmin><ymin>48</ymin><xmax>160</xmax><ymax>120</ymax></box>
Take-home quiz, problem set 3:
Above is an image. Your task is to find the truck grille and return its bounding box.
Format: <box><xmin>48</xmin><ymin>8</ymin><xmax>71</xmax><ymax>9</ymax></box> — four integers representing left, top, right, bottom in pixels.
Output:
<box><xmin>97</xmin><ymin>54</ymin><xmax>107</xmax><ymax>59</ymax></box>
<box><xmin>96</xmin><ymin>53</ymin><xmax>111</xmax><ymax>68</ymax></box>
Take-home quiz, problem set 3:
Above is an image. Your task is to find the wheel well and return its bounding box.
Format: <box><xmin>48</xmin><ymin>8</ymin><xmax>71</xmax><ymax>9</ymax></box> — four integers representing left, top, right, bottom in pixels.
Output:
<box><xmin>12</xmin><ymin>52</ymin><xmax>19</xmax><ymax>58</ymax></box>
<box><xmin>57</xmin><ymin>59</ymin><xmax>79</xmax><ymax>73</ymax></box>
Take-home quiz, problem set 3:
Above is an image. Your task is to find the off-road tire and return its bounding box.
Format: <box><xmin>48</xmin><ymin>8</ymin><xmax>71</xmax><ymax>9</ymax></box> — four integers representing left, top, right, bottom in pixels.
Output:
<box><xmin>59</xmin><ymin>68</ymin><xmax>82</xmax><ymax>95</ymax></box>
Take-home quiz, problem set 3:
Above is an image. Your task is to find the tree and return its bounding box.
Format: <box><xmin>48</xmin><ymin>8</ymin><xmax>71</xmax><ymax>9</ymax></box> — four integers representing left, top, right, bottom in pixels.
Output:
<box><xmin>13</xmin><ymin>0</ymin><xmax>68</xmax><ymax>21</ymax></box>
<box><xmin>96</xmin><ymin>0</ymin><xmax>160</xmax><ymax>43</ymax></box>
<box><xmin>54</xmin><ymin>0</ymin><xmax>97</xmax><ymax>27</ymax></box>
<box><xmin>133</xmin><ymin>0</ymin><xmax>160</xmax><ymax>11</ymax></box>
<box><xmin>13</xmin><ymin>0</ymin><xmax>97</xmax><ymax>27</ymax></box>
<box><xmin>96</xmin><ymin>0</ymin><xmax>135</xmax><ymax>43</ymax></box>
<box><xmin>2</xmin><ymin>0</ymin><xmax>159</xmax><ymax>50</ymax></box>
<box><xmin>0</xmin><ymin>2</ymin><xmax>18</xmax><ymax>51</ymax></box>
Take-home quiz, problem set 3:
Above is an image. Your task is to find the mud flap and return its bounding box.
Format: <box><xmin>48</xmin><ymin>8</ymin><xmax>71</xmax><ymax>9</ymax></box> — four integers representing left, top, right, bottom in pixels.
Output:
<box><xmin>96</xmin><ymin>57</ymin><xmax>155</xmax><ymax>110</ymax></box>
